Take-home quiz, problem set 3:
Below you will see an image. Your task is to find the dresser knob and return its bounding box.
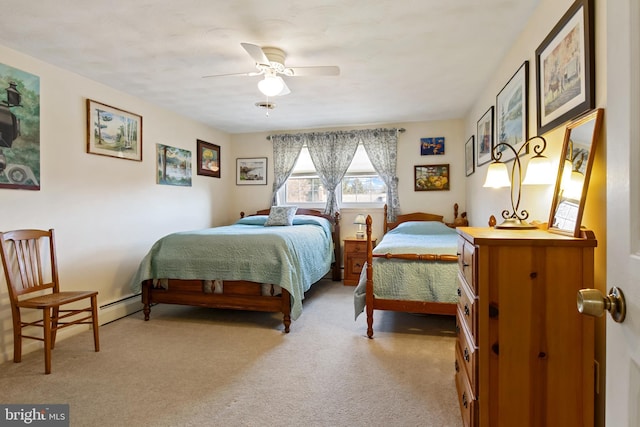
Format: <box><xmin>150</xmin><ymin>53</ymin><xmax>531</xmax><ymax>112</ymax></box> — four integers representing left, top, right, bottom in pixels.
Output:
<box><xmin>464</xmin><ymin>347</ymin><xmax>470</xmax><ymax>362</ymax></box>
<box><xmin>464</xmin><ymin>304</ymin><xmax>470</xmax><ymax>316</ymax></box>
<box><xmin>455</xmin><ymin>360</ymin><xmax>459</xmax><ymax>372</ymax></box>
<box><xmin>462</xmin><ymin>392</ymin><xmax>468</xmax><ymax>409</ymax></box>
<box><xmin>457</xmin><ymin>288</ymin><xmax>462</xmax><ymax>297</ymax></box>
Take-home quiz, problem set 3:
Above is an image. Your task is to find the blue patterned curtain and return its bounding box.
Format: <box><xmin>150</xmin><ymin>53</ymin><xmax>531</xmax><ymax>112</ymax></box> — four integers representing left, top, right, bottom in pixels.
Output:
<box><xmin>360</xmin><ymin>128</ymin><xmax>400</xmax><ymax>222</ymax></box>
<box><xmin>270</xmin><ymin>133</ymin><xmax>305</xmax><ymax>206</ymax></box>
<box><xmin>306</xmin><ymin>131</ymin><xmax>359</xmax><ymax>216</ymax></box>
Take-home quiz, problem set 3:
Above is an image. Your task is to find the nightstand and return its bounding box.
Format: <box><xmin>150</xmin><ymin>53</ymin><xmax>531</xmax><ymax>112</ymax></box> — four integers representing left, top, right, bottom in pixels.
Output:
<box><xmin>343</xmin><ymin>237</ymin><xmax>376</xmax><ymax>286</ymax></box>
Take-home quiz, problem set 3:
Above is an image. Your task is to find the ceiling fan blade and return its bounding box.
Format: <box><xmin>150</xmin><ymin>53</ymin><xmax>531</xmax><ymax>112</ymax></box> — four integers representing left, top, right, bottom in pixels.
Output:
<box><xmin>202</xmin><ymin>71</ymin><xmax>262</xmax><ymax>78</ymax></box>
<box><xmin>288</xmin><ymin>66</ymin><xmax>340</xmax><ymax>77</ymax></box>
<box><xmin>241</xmin><ymin>42</ymin><xmax>270</xmax><ymax>65</ymax></box>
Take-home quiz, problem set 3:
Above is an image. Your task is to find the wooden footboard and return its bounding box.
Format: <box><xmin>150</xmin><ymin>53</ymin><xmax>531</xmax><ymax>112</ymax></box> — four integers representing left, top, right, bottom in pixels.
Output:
<box><xmin>142</xmin><ymin>279</ymin><xmax>293</xmax><ymax>332</ymax></box>
<box><xmin>364</xmin><ymin>208</ymin><xmax>461</xmax><ymax>338</ymax></box>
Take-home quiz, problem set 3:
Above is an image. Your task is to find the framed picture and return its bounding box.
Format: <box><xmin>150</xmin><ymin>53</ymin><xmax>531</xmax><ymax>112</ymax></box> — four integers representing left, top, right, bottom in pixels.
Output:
<box><xmin>196</xmin><ymin>139</ymin><xmax>220</xmax><ymax>178</ymax></box>
<box><xmin>156</xmin><ymin>144</ymin><xmax>192</xmax><ymax>186</ymax></box>
<box><xmin>414</xmin><ymin>164</ymin><xmax>449</xmax><ymax>191</ymax></box>
<box><xmin>535</xmin><ymin>0</ymin><xmax>594</xmax><ymax>135</ymax></box>
<box><xmin>86</xmin><ymin>99</ymin><xmax>142</xmax><ymax>161</ymax></box>
<box><xmin>236</xmin><ymin>157</ymin><xmax>267</xmax><ymax>185</ymax></box>
<box><xmin>0</xmin><ymin>62</ymin><xmax>40</xmax><ymax>190</ymax></box>
<box><xmin>420</xmin><ymin>137</ymin><xmax>445</xmax><ymax>155</ymax></box>
<box><xmin>496</xmin><ymin>61</ymin><xmax>529</xmax><ymax>162</ymax></box>
<box><xmin>476</xmin><ymin>106</ymin><xmax>494</xmax><ymax>167</ymax></box>
<box><xmin>465</xmin><ymin>136</ymin><xmax>475</xmax><ymax>177</ymax></box>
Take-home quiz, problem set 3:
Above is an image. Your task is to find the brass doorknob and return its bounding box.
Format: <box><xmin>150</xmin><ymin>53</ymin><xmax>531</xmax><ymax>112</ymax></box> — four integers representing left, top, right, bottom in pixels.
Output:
<box><xmin>577</xmin><ymin>287</ymin><xmax>626</xmax><ymax>323</ymax></box>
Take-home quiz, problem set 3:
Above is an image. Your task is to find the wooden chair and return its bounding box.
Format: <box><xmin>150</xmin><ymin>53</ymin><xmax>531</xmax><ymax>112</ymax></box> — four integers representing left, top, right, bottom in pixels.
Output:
<box><xmin>0</xmin><ymin>229</ymin><xmax>99</xmax><ymax>374</ymax></box>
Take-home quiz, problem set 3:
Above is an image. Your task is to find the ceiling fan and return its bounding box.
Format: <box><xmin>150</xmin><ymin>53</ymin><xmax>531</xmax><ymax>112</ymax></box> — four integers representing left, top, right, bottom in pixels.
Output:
<box><xmin>203</xmin><ymin>43</ymin><xmax>340</xmax><ymax>97</ymax></box>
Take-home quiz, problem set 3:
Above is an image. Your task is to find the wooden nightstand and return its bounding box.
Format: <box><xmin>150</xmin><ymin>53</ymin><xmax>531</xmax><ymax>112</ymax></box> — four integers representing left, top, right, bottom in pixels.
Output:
<box><xmin>343</xmin><ymin>237</ymin><xmax>376</xmax><ymax>285</ymax></box>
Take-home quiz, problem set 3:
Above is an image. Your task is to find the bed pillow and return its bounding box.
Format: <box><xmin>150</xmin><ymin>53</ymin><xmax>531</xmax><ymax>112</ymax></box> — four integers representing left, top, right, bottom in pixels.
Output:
<box><xmin>264</xmin><ymin>206</ymin><xmax>298</xmax><ymax>226</ymax></box>
<box><xmin>235</xmin><ymin>215</ymin><xmax>268</xmax><ymax>226</ymax></box>
<box><xmin>390</xmin><ymin>221</ymin><xmax>455</xmax><ymax>236</ymax></box>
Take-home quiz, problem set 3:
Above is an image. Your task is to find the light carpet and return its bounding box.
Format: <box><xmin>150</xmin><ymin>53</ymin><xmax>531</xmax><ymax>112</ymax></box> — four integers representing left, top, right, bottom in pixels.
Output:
<box><xmin>0</xmin><ymin>279</ymin><xmax>461</xmax><ymax>426</ymax></box>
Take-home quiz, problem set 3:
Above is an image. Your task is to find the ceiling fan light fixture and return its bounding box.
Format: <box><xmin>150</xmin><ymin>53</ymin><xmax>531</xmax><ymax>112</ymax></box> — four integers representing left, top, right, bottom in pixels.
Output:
<box><xmin>258</xmin><ymin>75</ymin><xmax>285</xmax><ymax>97</ymax></box>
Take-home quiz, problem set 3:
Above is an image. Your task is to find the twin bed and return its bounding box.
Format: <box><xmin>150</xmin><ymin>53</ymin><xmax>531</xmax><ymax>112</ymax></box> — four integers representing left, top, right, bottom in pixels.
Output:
<box><xmin>354</xmin><ymin>204</ymin><xmax>467</xmax><ymax>338</ymax></box>
<box><xmin>129</xmin><ymin>207</ymin><xmax>341</xmax><ymax>333</ymax></box>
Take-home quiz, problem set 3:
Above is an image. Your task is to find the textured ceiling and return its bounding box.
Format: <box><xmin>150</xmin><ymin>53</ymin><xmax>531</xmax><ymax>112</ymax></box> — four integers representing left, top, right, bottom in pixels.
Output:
<box><xmin>0</xmin><ymin>0</ymin><xmax>539</xmax><ymax>134</ymax></box>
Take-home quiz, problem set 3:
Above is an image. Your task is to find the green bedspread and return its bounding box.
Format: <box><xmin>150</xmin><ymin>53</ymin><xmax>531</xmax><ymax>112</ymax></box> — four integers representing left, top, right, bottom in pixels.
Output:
<box><xmin>130</xmin><ymin>215</ymin><xmax>333</xmax><ymax>320</ymax></box>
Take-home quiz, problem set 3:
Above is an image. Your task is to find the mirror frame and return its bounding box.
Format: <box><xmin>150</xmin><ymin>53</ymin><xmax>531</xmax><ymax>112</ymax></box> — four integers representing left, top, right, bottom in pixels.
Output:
<box><xmin>548</xmin><ymin>108</ymin><xmax>604</xmax><ymax>237</ymax></box>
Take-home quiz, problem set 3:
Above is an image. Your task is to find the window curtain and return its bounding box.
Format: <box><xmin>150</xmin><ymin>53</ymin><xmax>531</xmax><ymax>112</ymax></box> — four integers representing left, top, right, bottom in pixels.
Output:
<box><xmin>306</xmin><ymin>131</ymin><xmax>359</xmax><ymax>216</ymax></box>
<box><xmin>360</xmin><ymin>128</ymin><xmax>400</xmax><ymax>222</ymax></box>
<box><xmin>270</xmin><ymin>133</ymin><xmax>305</xmax><ymax>206</ymax></box>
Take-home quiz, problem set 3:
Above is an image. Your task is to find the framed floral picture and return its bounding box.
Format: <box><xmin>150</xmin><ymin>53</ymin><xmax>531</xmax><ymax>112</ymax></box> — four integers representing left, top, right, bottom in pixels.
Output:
<box><xmin>196</xmin><ymin>139</ymin><xmax>220</xmax><ymax>178</ymax></box>
<box><xmin>476</xmin><ymin>106</ymin><xmax>494</xmax><ymax>167</ymax></box>
<box><xmin>414</xmin><ymin>164</ymin><xmax>449</xmax><ymax>191</ymax></box>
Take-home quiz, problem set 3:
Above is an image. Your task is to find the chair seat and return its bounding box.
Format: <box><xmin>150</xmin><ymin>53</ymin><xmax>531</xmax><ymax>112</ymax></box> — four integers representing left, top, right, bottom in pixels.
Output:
<box><xmin>17</xmin><ymin>291</ymin><xmax>98</xmax><ymax>309</ymax></box>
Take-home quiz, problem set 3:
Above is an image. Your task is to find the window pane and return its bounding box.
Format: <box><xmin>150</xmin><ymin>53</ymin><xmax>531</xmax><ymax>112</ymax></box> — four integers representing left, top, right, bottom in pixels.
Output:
<box><xmin>285</xmin><ymin>177</ymin><xmax>327</xmax><ymax>203</ymax></box>
<box><xmin>342</xmin><ymin>175</ymin><xmax>387</xmax><ymax>203</ymax></box>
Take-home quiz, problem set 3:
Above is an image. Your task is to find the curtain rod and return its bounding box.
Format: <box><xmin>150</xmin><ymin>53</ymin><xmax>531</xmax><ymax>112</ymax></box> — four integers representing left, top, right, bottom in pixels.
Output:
<box><xmin>266</xmin><ymin>128</ymin><xmax>405</xmax><ymax>140</ymax></box>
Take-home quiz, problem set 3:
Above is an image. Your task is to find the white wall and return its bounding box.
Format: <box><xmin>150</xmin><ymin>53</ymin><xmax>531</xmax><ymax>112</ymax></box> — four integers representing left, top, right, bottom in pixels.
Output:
<box><xmin>0</xmin><ymin>44</ymin><xmax>231</xmax><ymax>361</ymax></box>
<box><xmin>229</xmin><ymin>119</ymin><xmax>466</xmax><ymax>241</ymax></box>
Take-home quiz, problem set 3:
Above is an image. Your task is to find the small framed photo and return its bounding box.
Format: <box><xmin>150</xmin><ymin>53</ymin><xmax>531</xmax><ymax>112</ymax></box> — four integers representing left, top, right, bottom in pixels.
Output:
<box><xmin>465</xmin><ymin>136</ymin><xmax>475</xmax><ymax>177</ymax></box>
<box><xmin>196</xmin><ymin>139</ymin><xmax>220</xmax><ymax>178</ymax></box>
<box><xmin>156</xmin><ymin>144</ymin><xmax>192</xmax><ymax>187</ymax></box>
<box><xmin>476</xmin><ymin>106</ymin><xmax>494</xmax><ymax>167</ymax></box>
<box><xmin>535</xmin><ymin>0</ymin><xmax>594</xmax><ymax>135</ymax></box>
<box><xmin>86</xmin><ymin>99</ymin><xmax>142</xmax><ymax>161</ymax></box>
<box><xmin>496</xmin><ymin>61</ymin><xmax>529</xmax><ymax>162</ymax></box>
<box><xmin>414</xmin><ymin>164</ymin><xmax>450</xmax><ymax>191</ymax></box>
<box><xmin>236</xmin><ymin>157</ymin><xmax>267</xmax><ymax>185</ymax></box>
<box><xmin>420</xmin><ymin>137</ymin><xmax>445</xmax><ymax>155</ymax></box>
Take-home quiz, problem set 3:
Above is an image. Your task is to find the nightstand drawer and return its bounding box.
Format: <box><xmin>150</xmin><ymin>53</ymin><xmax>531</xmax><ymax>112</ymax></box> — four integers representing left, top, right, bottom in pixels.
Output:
<box><xmin>343</xmin><ymin>237</ymin><xmax>376</xmax><ymax>285</ymax></box>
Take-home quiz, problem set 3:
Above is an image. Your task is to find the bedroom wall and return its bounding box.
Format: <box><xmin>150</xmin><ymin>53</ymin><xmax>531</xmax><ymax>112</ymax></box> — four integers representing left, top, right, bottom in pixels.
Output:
<box><xmin>229</xmin><ymin>119</ymin><xmax>466</xmax><ymax>241</ymax></box>
<box><xmin>463</xmin><ymin>0</ymin><xmax>607</xmax><ymax>425</ymax></box>
<box><xmin>0</xmin><ymin>44</ymin><xmax>231</xmax><ymax>362</ymax></box>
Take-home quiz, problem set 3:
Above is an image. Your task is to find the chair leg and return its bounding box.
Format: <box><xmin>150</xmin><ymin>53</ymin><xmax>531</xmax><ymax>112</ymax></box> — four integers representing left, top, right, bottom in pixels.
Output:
<box><xmin>43</xmin><ymin>308</ymin><xmax>52</xmax><ymax>374</ymax></box>
<box><xmin>51</xmin><ymin>306</ymin><xmax>59</xmax><ymax>350</ymax></box>
<box><xmin>91</xmin><ymin>295</ymin><xmax>100</xmax><ymax>352</ymax></box>
<box><xmin>12</xmin><ymin>309</ymin><xmax>22</xmax><ymax>363</ymax></box>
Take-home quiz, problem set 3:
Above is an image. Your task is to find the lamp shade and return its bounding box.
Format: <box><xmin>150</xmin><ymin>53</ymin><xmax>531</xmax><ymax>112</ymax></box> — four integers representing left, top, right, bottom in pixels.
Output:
<box><xmin>258</xmin><ymin>75</ymin><xmax>285</xmax><ymax>97</ymax></box>
<box><xmin>522</xmin><ymin>155</ymin><xmax>554</xmax><ymax>185</ymax></box>
<box><xmin>483</xmin><ymin>162</ymin><xmax>510</xmax><ymax>188</ymax></box>
<box><xmin>354</xmin><ymin>214</ymin><xmax>366</xmax><ymax>225</ymax></box>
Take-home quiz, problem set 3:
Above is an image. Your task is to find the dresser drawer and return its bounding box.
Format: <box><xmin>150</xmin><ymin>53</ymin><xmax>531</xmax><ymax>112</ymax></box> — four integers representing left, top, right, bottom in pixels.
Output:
<box><xmin>347</xmin><ymin>254</ymin><xmax>366</xmax><ymax>275</ymax></box>
<box><xmin>457</xmin><ymin>274</ymin><xmax>477</xmax><ymax>342</ymax></box>
<box><xmin>456</xmin><ymin>317</ymin><xmax>478</xmax><ymax>395</ymax></box>
<box><xmin>457</xmin><ymin>238</ymin><xmax>476</xmax><ymax>292</ymax></box>
<box><xmin>455</xmin><ymin>357</ymin><xmax>478</xmax><ymax>427</ymax></box>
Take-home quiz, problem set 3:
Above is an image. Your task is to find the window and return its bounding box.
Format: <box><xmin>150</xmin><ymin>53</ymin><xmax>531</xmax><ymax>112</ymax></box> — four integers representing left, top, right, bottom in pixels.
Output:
<box><xmin>282</xmin><ymin>144</ymin><xmax>386</xmax><ymax>207</ymax></box>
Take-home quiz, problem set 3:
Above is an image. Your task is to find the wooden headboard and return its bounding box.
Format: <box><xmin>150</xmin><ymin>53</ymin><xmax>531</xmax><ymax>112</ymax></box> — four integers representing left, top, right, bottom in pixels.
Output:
<box><xmin>383</xmin><ymin>203</ymin><xmax>468</xmax><ymax>234</ymax></box>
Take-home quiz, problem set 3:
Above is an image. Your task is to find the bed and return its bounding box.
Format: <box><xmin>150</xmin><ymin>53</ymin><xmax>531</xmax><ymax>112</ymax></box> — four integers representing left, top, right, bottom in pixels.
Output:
<box><xmin>354</xmin><ymin>204</ymin><xmax>467</xmax><ymax>338</ymax></box>
<box><xmin>129</xmin><ymin>207</ymin><xmax>341</xmax><ymax>333</ymax></box>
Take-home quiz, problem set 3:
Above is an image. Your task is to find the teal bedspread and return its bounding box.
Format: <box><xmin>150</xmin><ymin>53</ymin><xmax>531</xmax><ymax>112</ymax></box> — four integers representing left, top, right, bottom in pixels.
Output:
<box><xmin>130</xmin><ymin>215</ymin><xmax>333</xmax><ymax>320</ymax></box>
<box><xmin>354</xmin><ymin>221</ymin><xmax>459</xmax><ymax>318</ymax></box>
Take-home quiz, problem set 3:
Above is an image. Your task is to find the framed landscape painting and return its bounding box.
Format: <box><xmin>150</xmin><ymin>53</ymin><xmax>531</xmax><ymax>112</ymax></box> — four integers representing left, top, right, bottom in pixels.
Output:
<box><xmin>496</xmin><ymin>61</ymin><xmax>528</xmax><ymax>162</ymax></box>
<box><xmin>156</xmin><ymin>144</ymin><xmax>192</xmax><ymax>186</ymax></box>
<box><xmin>465</xmin><ymin>136</ymin><xmax>475</xmax><ymax>177</ymax></box>
<box><xmin>87</xmin><ymin>99</ymin><xmax>142</xmax><ymax>161</ymax></box>
<box><xmin>236</xmin><ymin>157</ymin><xmax>267</xmax><ymax>185</ymax></box>
<box><xmin>476</xmin><ymin>107</ymin><xmax>494</xmax><ymax>167</ymax></box>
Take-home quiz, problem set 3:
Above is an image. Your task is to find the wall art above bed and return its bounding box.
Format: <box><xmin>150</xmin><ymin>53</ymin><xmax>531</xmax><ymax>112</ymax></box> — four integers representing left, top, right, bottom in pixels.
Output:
<box><xmin>236</xmin><ymin>157</ymin><xmax>267</xmax><ymax>185</ymax></box>
<box><xmin>414</xmin><ymin>164</ymin><xmax>450</xmax><ymax>191</ymax></box>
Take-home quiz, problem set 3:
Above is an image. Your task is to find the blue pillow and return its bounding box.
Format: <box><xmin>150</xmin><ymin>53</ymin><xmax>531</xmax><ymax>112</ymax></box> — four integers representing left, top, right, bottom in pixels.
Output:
<box><xmin>235</xmin><ymin>215</ymin><xmax>268</xmax><ymax>226</ymax></box>
<box><xmin>389</xmin><ymin>221</ymin><xmax>455</xmax><ymax>236</ymax></box>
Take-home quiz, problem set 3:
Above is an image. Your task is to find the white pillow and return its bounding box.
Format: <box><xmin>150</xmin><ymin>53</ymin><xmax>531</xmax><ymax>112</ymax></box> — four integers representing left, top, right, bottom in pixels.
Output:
<box><xmin>264</xmin><ymin>206</ymin><xmax>298</xmax><ymax>226</ymax></box>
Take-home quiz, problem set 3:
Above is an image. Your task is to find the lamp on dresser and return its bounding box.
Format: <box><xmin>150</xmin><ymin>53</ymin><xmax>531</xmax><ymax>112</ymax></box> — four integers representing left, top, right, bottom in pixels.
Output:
<box><xmin>354</xmin><ymin>214</ymin><xmax>366</xmax><ymax>239</ymax></box>
<box><xmin>483</xmin><ymin>135</ymin><xmax>554</xmax><ymax>229</ymax></box>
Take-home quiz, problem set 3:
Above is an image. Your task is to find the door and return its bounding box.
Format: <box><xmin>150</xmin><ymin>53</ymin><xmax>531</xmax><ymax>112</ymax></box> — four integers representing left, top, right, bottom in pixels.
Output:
<box><xmin>606</xmin><ymin>1</ymin><xmax>640</xmax><ymax>425</ymax></box>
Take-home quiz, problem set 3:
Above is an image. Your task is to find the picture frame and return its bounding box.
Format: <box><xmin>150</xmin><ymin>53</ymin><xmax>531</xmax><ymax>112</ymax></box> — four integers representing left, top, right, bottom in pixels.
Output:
<box><xmin>196</xmin><ymin>139</ymin><xmax>220</xmax><ymax>178</ymax></box>
<box><xmin>236</xmin><ymin>157</ymin><xmax>267</xmax><ymax>185</ymax></box>
<box><xmin>535</xmin><ymin>0</ymin><xmax>594</xmax><ymax>135</ymax></box>
<box><xmin>86</xmin><ymin>99</ymin><xmax>142</xmax><ymax>161</ymax></box>
<box><xmin>476</xmin><ymin>106</ymin><xmax>494</xmax><ymax>167</ymax></box>
<box><xmin>414</xmin><ymin>164</ymin><xmax>450</xmax><ymax>191</ymax></box>
<box><xmin>465</xmin><ymin>136</ymin><xmax>475</xmax><ymax>177</ymax></box>
<box><xmin>496</xmin><ymin>61</ymin><xmax>529</xmax><ymax>162</ymax></box>
<box><xmin>420</xmin><ymin>137</ymin><xmax>445</xmax><ymax>155</ymax></box>
<box><xmin>156</xmin><ymin>144</ymin><xmax>192</xmax><ymax>187</ymax></box>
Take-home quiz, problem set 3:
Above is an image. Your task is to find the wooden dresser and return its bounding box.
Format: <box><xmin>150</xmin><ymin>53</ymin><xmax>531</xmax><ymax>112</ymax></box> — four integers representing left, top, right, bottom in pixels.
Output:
<box><xmin>455</xmin><ymin>227</ymin><xmax>597</xmax><ymax>427</ymax></box>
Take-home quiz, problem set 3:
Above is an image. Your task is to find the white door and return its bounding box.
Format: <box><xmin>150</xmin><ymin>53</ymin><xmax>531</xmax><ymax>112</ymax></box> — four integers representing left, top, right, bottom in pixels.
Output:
<box><xmin>606</xmin><ymin>1</ymin><xmax>640</xmax><ymax>425</ymax></box>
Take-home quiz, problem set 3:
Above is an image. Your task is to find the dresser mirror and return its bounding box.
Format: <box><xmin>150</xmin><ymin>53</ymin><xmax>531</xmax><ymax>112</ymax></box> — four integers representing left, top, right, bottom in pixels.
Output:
<box><xmin>548</xmin><ymin>108</ymin><xmax>603</xmax><ymax>237</ymax></box>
